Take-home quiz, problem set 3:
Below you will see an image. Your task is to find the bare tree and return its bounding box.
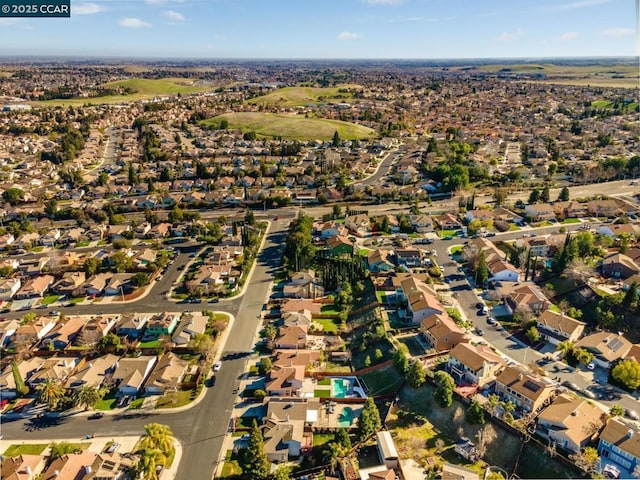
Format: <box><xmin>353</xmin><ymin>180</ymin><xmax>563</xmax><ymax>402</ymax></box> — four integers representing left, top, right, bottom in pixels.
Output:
<box><xmin>565</xmin><ymin>259</ymin><xmax>595</xmax><ymax>285</ymax></box>
<box><xmin>475</xmin><ymin>424</ymin><xmax>497</xmax><ymax>459</ymax></box>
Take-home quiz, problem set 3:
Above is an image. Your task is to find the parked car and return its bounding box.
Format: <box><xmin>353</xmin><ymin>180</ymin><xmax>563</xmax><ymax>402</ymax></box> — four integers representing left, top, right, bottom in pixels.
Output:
<box><xmin>474</xmin><ymin>327</ymin><xmax>485</xmax><ymax>336</ymax></box>
<box><xmin>106</xmin><ymin>442</ymin><xmax>121</xmax><ymax>454</ymax></box>
<box><xmin>486</xmin><ymin>316</ymin><xmax>497</xmax><ymax>325</ymax></box>
<box><xmin>580</xmin><ymin>389</ymin><xmax>597</xmax><ymax>400</ymax></box>
<box><xmin>587</xmin><ymin>362</ymin><xmax>595</xmax><ymax>370</ymax></box>
<box><xmin>213</xmin><ymin>361</ymin><xmax>222</xmax><ymax>372</ymax></box>
<box><xmin>208</xmin><ymin>297</ymin><xmax>219</xmax><ymax>303</ymax></box>
<box><xmin>562</xmin><ymin>380</ymin><xmax>580</xmax><ymax>392</ymax></box>
<box><xmin>626</xmin><ymin>409</ymin><xmax>640</xmax><ymax>421</ymax></box>
<box><xmin>88</xmin><ymin>412</ymin><xmax>104</xmax><ymax>420</ymax></box>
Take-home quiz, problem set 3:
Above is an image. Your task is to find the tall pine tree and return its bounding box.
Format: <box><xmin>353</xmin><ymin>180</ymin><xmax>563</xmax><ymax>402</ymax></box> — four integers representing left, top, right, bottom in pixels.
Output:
<box><xmin>242</xmin><ymin>420</ymin><xmax>270</xmax><ymax>480</ymax></box>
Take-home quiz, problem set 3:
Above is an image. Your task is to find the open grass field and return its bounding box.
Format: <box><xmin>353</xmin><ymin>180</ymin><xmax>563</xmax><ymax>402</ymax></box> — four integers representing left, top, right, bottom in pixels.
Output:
<box><xmin>201</xmin><ymin>112</ymin><xmax>376</xmax><ymax>140</ymax></box>
<box><xmin>3</xmin><ymin>444</ymin><xmax>48</xmax><ymax>457</ymax></box>
<box><xmin>448</xmin><ymin>63</ymin><xmax>639</xmax><ymax>89</ymax></box>
<box><xmin>35</xmin><ymin>78</ymin><xmax>212</xmax><ymax>106</ymax></box>
<box><xmin>247</xmin><ymin>84</ymin><xmax>361</xmax><ymax>107</ymax></box>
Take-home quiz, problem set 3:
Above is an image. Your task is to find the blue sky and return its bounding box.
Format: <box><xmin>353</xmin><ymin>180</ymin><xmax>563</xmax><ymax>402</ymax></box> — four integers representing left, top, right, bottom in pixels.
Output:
<box><xmin>0</xmin><ymin>0</ymin><xmax>637</xmax><ymax>58</ymax></box>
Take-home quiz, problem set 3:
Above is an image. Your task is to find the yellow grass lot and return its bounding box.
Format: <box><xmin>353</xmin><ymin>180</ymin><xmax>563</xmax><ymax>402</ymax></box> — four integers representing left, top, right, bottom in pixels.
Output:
<box><xmin>34</xmin><ymin>78</ymin><xmax>212</xmax><ymax>106</ymax></box>
<box><xmin>247</xmin><ymin>85</ymin><xmax>362</xmax><ymax>107</ymax></box>
<box><xmin>201</xmin><ymin>112</ymin><xmax>376</xmax><ymax>141</ymax></box>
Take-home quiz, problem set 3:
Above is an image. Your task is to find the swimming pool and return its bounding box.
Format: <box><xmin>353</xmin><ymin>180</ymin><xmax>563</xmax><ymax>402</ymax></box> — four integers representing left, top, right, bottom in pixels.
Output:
<box><xmin>332</xmin><ymin>378</ymin><xmax>350</xmax><ymax>398</ymax></box>
<box><xmin>337</xmin><ymin>407</ymin><xmax>354</xmax><ymax>428</ymax></box>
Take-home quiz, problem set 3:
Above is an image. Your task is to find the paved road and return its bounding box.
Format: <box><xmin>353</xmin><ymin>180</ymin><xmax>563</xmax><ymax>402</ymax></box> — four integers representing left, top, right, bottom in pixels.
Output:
<box><xmin>359</xmin><ymin>148</ymin><xmax>403</xmax><ymax>187</ymax></box>
<box><xmin>0</xmin><ymin>220</ymin><xmax>290</xmax><ymax>480</ymax></box>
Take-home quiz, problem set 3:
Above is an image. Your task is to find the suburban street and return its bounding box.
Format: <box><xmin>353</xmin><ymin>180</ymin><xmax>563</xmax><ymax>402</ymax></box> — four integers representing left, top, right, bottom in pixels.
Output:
<box><xmin>0</xmin><ymin>219</ymin><xmax>290</xmax><ymax>480</ymax></box>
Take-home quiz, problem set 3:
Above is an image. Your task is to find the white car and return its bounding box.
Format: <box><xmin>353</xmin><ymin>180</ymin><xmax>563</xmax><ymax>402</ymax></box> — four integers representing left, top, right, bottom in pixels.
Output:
<box><xmin>587</xmin><ymin>362</ymin><xmax>595</xmax><ymax>370</ymax></box>
<box><xmin>213</xmin><ymin>361</ymin><xmax>222</xmax><ymax>372</ymax></box>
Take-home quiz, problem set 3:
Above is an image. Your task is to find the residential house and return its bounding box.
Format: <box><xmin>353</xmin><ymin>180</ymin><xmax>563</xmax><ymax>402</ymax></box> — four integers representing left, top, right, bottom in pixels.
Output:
<box><xmin>575</xmin><ymin>332</ymin><xmax>633</xmax><ymax>369</ymax></box>
<box><xmin>398</xmin><ymin>276</ymin><xmax>445</xmax><ymax>324</ymax></box>
<box><xmin>116</xmin><ymin>313</ymin><xmax>150</xmax><ymax>340</ymax></box>
<box><xmin>598</xmin><ymin>418</ymin><xmax>640</xmax><ymax>477</ymax></box>
<box><xmin>326</xmin><ymin>235</ymin><xmax>354</xmax><ymax>256</ymax></box>
<box><xmin>447</xmin><ymin>343</ymin><xmax>505</xmax><ymax>387</ymax></box>
<box><xmin>13</xmin><ymin>316</ymin><xmax>57</xmax><ymax>346</ymax></box>
<box><xmin>498</xmin><ymin>282</ymin><xmax>551</xmax><ymax>315</ymax></box>
<box><xmin>66</xmin><ymin>354</ymin><xmax>119</xmax><ymax>390</ymax></box>
<box><xmin>493</xmin><ymin>207</ymin><xmax>523</xmax><ymax>224</ymax></box>
<box><xmin>263</xmin><ymin>397</ymin><xmax>318</xmax><ymax>460</ymax></box>
<box><xmin>14</xmin><ymin>275</ymin><xmax>54</xmax><ymax>299</ymax></box>
<box><xmin>282</xmin><ymin>310</ymin><xmax>312</xmax><ymax>329</ymax></box>
<box><xmin>598</xmin><ymin>223</ymin><xmax>640</xmax><ymax>238</ymax></box>
<box><xmin>0</xmin><ymin>357</ymin><xmax>46</xmax><ymax>398</ymax></box>
<box><xmin>441</xmin><ymin>463</ymin><xmax>480</xmax><ymax>480</ymax></box>
<box><xmin>465</xmin><ymin>210</ymin><xmax>494</xmax><ymax>223</ymax></box>
<box><xmin>367</xmin><ymin>249</ymin><xmax>395</xmax><ymax>274</ymax></box>
<box><xmin>586</xmin><ymin>199</ymin><xmax>621</xmax><ymax>218</ymax></box>
<box><xmin>317</xmin><ymin>221</ymin><xmax>348</xmax><ymax>239</ymax></box>
<box><xmin>266</xmin><ymin>365</ymin><xmax>305</xmax><ymax>396</ymax></box>
<box><xmin>274</xmin><ymin>325</ymin><xmax>308</xmax><ymax>350</ymax></box>
<box><xmin>26</xmin><ymin>357</ymin><xmax>79</xmax><ymax>387</ymax></box>
<box><xmin>0</xmin><ymin>277</ymin><xmax>21</xmax><ymax>301</ymax></box>
<box><xmin>537</xmin><ymin>393</ymin><xmax>605</xmax><ymax>454</ymax></box>
<box><xmin>0</xmin><ymin>454</ymin><xmax>46</xmax><ymax>480</ymax></box>
<box><xmin>79</xmin><ymin>273</ymin><xmax>111</xmax><ymax>297</ymax></box>
<box><xmin>272</xmin><ymin>349</ymin><xmax>321</xmax><ymax>369</ymax></box>
<box><xmin>536</xmin><ymin>310</ymin><xmax>585</xmax><ymax>346</ymax></box>
<box><xmin>435</xmin><ymin>213</ymin><xmax>462</xmax><ymax>230</ymax></box>
<box><xmin>525</xmin><ymin>203</ymin><xmax>556</xmax><ymax>222</ymax></box>
<box><xmin>144</xmin><ymin>352</ymin><xmax>189</xmax><ymax>395</ymax></box>
<box><xmin>134</xmin><ymin>248</ymin><xmax>157</xmax><ymax>269</ymax></box>
<box><xmin>409</xmin><ymin>214</ymin><xmax>432</xmax><ymax>233</ymax></box>
<box><xmin>281</xmin><ymin>298</ymin><xmax>322</xmax><ymax>316</ymax></box>
<box><xmin>420</xmin><ymin>313</ymin><xmax>468</xmax><ymax>352</ymax></box>
<box><xmin>75</xmin><ymin>315</ymin><xmax>119</xmax><ymax>346</ymax></box>
<box><xmin>41</xmin><ymin>315</ymin><xmax>85</xmax><ymax>350</ymax></box>
<box><xmin>37</xmin><ymin>229</ymin><xmax>60</xmax><ymax>247</ymax></box>
<box><xmin>283</xmin><ymin>271</ymin><xmax>324</xmax><ymax>299</ymax></box>
<box><xmin>0</xmin><ymin>318</ymin><xmax>19</xmax><ymax>347</ymax></box>
<box><xmin>111</xmin><ymin>356</ymin><xmax>157</xmax><ymax>396</ymax></box>
<box><xmin>147</xmin><ymin>222</ymin><xmax>172</xmax><ymax>239</ymax></box>
<box><xmin>51</xmin><ymin>271</ymin><xmax>86</xmax><ymax>296</ymax></box>
<box><xmin>602</xmin><ymin>253</ymin><xmax>640</xmax><ymax>279</ymax></box>
<box><xmin>554</xmin><ymin>201</ymin><xmax>588</xmax><ymax>219</ymax></box>
<box><xmin>104</xmin><ymin>273</ymin><xmax>134</xmax><ymax>296</ymax></box>
<box><xmin>345</xmin><ymin>214</ymin><xmax>371</xmax><ymax>237</ymax></box>
<box><xmin>40</xmin><ymin>452</ymin><xmax>98</xmax><ymax>480</ymax></box>
<box><xmin>466</xmin><ymin>237</ymin><xmax>520</xmax><ymax>282</ymax></box>
<box><xmin>395</xmin><ymin>248</ymin><xmax>422</xmax><ymax>268</ymax></box>
<box><xmin>0</xmin><ymin>233</ymin><xmax>15</xmax><ymax>250</ymax></box>
<box><xmin>495</xmin><ymin>366</ymin><xmax>554</xmax><ymax>413</ymax></box>
<box><xmin>172</xmin><ymin>312</ymin><xmax>208</xmax><ymax>345</ymax></box>
<box><xmin>144</xmin><ymin>312</ymin><xmax>180</xmax><ymax>339</ymax></box>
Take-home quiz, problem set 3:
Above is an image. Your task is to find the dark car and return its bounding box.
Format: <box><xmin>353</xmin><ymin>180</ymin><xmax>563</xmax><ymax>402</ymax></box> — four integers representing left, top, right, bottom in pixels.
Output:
<box><xmin>88</xmin><ymin>412</ymin><xmax>104</xmax><ymax>420</ymax></box>
<box><xmin>208</xmin><ymin>297</ymin><xmax>219</xmax><ymax>303</ymax></box>
<box><xmin>562</xmin><ymin>380</ymin><xmax>580</xmax><ymax>392</ymax></box>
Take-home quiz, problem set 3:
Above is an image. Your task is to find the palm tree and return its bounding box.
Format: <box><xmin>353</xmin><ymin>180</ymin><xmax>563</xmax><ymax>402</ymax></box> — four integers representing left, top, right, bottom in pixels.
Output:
<box><xmin>76</xmin><ymin>385</ymin><xmax>101</xmax><ymax>410</ymax></box>
<box><xmin>140</xmin><ymin>423</ymin><xmax>175</xmax><ymax>454</ymax></box>
<box><xmin>36</xmin><ymin>379</ymin><xmax>66</xmax><ymax>410</ymax></box>
<box><xmin>137</xmin><ymin>447</ymin><xmax>164</xmax><ymax>480</ymax></box>
<box><xmin>556</xmin><ymin>340</ymin><xmax>575</xmax><ymax>359</ymax></box>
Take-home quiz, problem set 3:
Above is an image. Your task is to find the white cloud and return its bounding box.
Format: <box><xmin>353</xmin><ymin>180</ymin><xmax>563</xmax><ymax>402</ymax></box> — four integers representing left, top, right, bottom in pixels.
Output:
<box><xmin>599</xmin><ymin>28</ymin><xmax>634</xmax><ymax>37</ymax></box>
<box><xmin>496</xmin><ymin>29</ymin><xmax>525</xmax><ymax>42</ymax></box>
<box><xmin>337</xmin><ymin>31</ymin><xmax>360</xmax><ymax>40</ymax></box>
<box><xmin>558</xmin><ymin>32</ymin><xmax>580</xmax><ymax>41</ymax></box>
<box><xmin>145</xmin><ymin>0</ymin><xmax>185</xmax><ymax>4</ymax></box>
<box><xmin>73</xmin><ymin>2</ymin><xmax>105</xmax><ymax>15</ymax></box>
<box><xmin>551</xmin><ymin>0</ymin><xmax>611</xmax><ymax>10</ymax></box>
<box><xmin>119</xmin><ymin>17</ymin><xmax>151</xmax><ymax>28</ymax></box>
<box><xmin>163</xmin><ymin>10</ymin><xmax>185</xmax><ymax>21</ymax></box>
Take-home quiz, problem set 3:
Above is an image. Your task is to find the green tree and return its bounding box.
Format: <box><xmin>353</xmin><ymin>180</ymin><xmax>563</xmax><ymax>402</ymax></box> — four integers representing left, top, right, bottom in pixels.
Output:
<box><xmin>486</xmin><ymin>472</ymin><xmax>506</xmax><ymax>480</ymax></box>
<box><xmin>264</xmin><ymin>323</ymin><xmax>277</xmax><ymax>342</ymax></box>
<box><xmin>242</xmin><ymin>420</ymin><xmax>270</xmax><ymax>480</ymax></box>
<box><xmin>528</xmin><ymin>188</ymin><xmax>540</xmax><ymax>204</ymax></box>
<box><xmin>466</xmin><ymin>400</ymin><xmax>485</xmax><ymax>425</ymax></box>
<box><xmin>111</xmin><ymin>251</ymin><xmax>133</xmax><ymax>273</ymax></box>
<box><xmin>357</xmin><ymin>398</ymin><xmax>382</xmax><ymax>442</ymax></box>
<box><xmin>245</xmin><ymin>209</ymin><xmax>255</xmax><ymax>226</ymax></box>
<box><xmin>526</xmin><ymin>326</ymin><xmax>540</xmax><ymax>344</ymax></box>
<box><xmin>558</xmin><ymin>186</ymin><xmax>570</xmax><ymax>202</ymax></box>
<box><xmin>332</xmin><ymin>130</ymin><xmax>340</xmax><ymax>147</ymax></box>
<box><xmin>131</xmin><ymin>272</ymin><xmax>150</xmax><ymax>287</ymax></box>
<box><xmin>168</xmin><ymin>207</ymin><xmax>184</xmax><ymax>224</ymax></box>
<box><xmin>623</xmin><ymin>282</ymin><xmax>638</xmax><ymax>310</ymax></box>
<box><xmin>540</xmin><ymin>184</ymin><xmax>550</xmax><ymax>203</ymax></box>
<box><xmin>137</xmin><ymin>448</ymin><xmax>165</xmax><ymax>480</ymax></box>
<box><xmin>406</xmin><ymin>360</ymin><xmax>426</xmax><ymax>388</ymax></box>
<box><xmin>188</xmin><ymin>333</ymin><xmax>214</xmax><ymax>359</ymax></box>
<box><xmin>97</xmin><ymin>333</ymin><xmax>122</xmax><ymax>353</ymax></box>
<box><xmin>2</xmin><ymin>187</ymin><xmax>24</xmax><ymax>206</ymax></box>
<box><xmin>434</xmin><ymin>371</ymin><xmax>455</xmax><ymax>408</ymax></box>
<box><xmin>36</xmin><ymin>379</ymin><xmax>66</xmax><ymax>410</ymax></box>
<box><xmin>569</xmin><ymin>446</ymin><xmax>600</xmax><ymax>473</ymax></box>
<box><xmin>556</xmin><ymin>340</ymin><xmax>575</xmax><ymax>359</ymax></box>
<box><xmin>610</xmin><ymin>404</ymin><xmax>626</xmax><ymax>417</ymax></box>
<box><xmin>273</xmin><ymin>465</ymin><xmax>292</xmax><ymax>480</ymax></box>
<box><xmin>612</xmin><ymin>359</ymin><xmax>640</xmax><ymax>389</ymax></box>
<box><xmin>493</xmin><ymin>188</ymin><xmax>507</xmax><ymax>206</ymax></box>
<box><xmin>574</xmin><ymin>348</ymin><xmax>595</xmax><ymax>366</ymax></box>
<box><xmin>332</xmin><ymin>204</ymin><xmax>343</xmax><ymax>219</ymax></box>
<box><xmin>259</xmin><ymin>356</ymin><xmax>272</xmax><ymax>375</ymax></box>
<box><xmin>476</xmin><ymin>250</ymin><xmax>489</xmax><ymax>286</ymax></box>
<box><xmin>393</xmin><ymin>344</ymin><xmax>410</xmax><ymax>374</ymax></box>
<box><xmin>75</xmin><ymin>385</ymin><xmax>101</xmax><ymax>410</ymax></box>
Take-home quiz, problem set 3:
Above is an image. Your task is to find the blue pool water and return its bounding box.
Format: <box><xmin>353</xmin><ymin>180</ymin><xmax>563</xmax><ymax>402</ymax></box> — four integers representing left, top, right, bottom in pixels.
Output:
<box><xmin>332</xmin><ymin>378</ymin><xmax>350</xmax><ymax>398</ymax></box>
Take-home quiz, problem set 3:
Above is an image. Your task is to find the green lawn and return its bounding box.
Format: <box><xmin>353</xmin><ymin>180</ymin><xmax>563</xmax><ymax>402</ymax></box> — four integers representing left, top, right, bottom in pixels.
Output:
<box><xmin>450</xmin><ymin>245</ymin><xmax>464</xmax><ymax>255</ymax></box>
<box><xmin>320</xmin><ymin>304</ymin><xmax>340</xmax><ymax>315</ymax></box>
<box><xmin>549</xmin><ymin>304</ymin><xmax>561</xmax><ymax>313</ymax></box>
<box><xmin>31</xmin><ymin>246</ymin><xmax>45</xmax><ymax>253</ymax></box>
<box><xmin>128</xmin><ymin>398</ymin><xmax>144</xmax><ymax>410</ymax></box>
<box><xmin>220</xmin><ymin>449</ymin><xmax>243</xmax><ymax>478</ymax></box>
<box><xmin>313</xmin><ymin>433</ymin><xmax>335</xmax><ymax>448</ymax></box>
<box><xmin>315</xmin><ymin>318</ymin><xmax>339</xmax><ymax>334</ymax></box>
<box><xmin>438</xmin><ymin>229</ymin><xmax>458</xmax><ymax>238</ymax></box>
<box><xmin>200</xmin><ymin>112</ymin><xmax>376</xmax><ymax>141</ymax></box>
<box><xmin>138</xmin><ymin>339</ymin><xmax>161</xmax><ymax>348</ymax></box>
<box><xmin>3</xmin><ymin>444</ymin><xmax>48</xmax><ymax>457</ymax></box>
<box><xmin>76</xmin><ymin>241</ymin><xmax>91</xmax><ymax>247</ymax></box>
<box><xmin>95</xmin><ymin>389</ymin><xmax>118</xmax><ymax>411</ymax></box>
<box><xmin>156</xmin><ymin>389</ymin><xmax>195</xmax><ymax>409</ymax></box>
<box><xmin>508</xmin><ymin>224</ymin><xmax>521</xmax><ymax>231</ymax></box>
<box><xmin>317</xmin><ymin>378</ymin><xmax>331</xmax><ymax>386</ymax></box>
<box><xmin>360</xmin><ymin>364</ymin><xmax>404</xmax><ymax>396</ymax></box>
<box><xmin>247</xmin><ymin>85</ymin><xmax>360</xmax><ymax>107</ymax></box>
<box><xmin>314</xmin><ymin>389</ymin><xmax>332</xmax><ymax>398</ymax></box>
<box><xmin>70</xmin><ymin>297</ymin><xmax>85</xmax><ymax>304</ymax></box>
<box><xmin>358</xmin><ymin>248</ymin><xmax>372</xmax><ymax>256</ymax></box>
<box><xmin>562</xmin><ymin>218</ymin><xmax>581</xmax><ymax>224</ymax></box>
<box><xmin>41</xmin><ymin>295</ymin><xmax>60</xmax><ymax>305</ymax></box>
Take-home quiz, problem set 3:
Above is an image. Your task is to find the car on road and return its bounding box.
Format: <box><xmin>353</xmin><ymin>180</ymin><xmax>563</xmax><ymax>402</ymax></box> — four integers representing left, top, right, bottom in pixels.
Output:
<box><xmin>443</xmin><ymin>235</ymin><xmax>454</xmax><ymax>240</ymax></box>
<box><xmin>474</xmin><ymin>327</ymin><xmax>485</xmax><ymax>336</ymax></box>
<box><xmin>208</xmin><ymin>297</ymin><xmax>219</xmax><ymax>303</ymax></box>
<box><xmin>476</xmin><ymin>302</ymin><xmax>483</xmax><ymax>309</ymax></box>
<box><xmin>49</xmin><ymin>310</ymin><xmax>61</xmax><ymax>316</ymax></box>
<box><xmin>213</xmin><ymin>361</ymin><xmax>222</xmax><ymax>372</ymax></box>
<box><xmin>626</xmin><ymin>409</ymin><xmax>640</xmax><ymax>421</ymax></box>
<box><xmin>587</xmin><ymin>362</ymin><xmax>595</xmax><ymax>370</ymax></box>
<box><xmin>580</xmin><ymin>389</ymin><xmax>597</xmax><ymax>400</ymax></box>
<box><xmin>562</xmin><ymin>380</ymin><xmax>580</xmax><ymax>392</ymax></box>
<box><xmin>88</xmin><ymin>412</ymin><xmax>104</xmax><ymax>420</ymax></box>
<box><xmin>486</xmin><ymin>316</ymin><xmax>496</xmax><ymax>325</ymax></box>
